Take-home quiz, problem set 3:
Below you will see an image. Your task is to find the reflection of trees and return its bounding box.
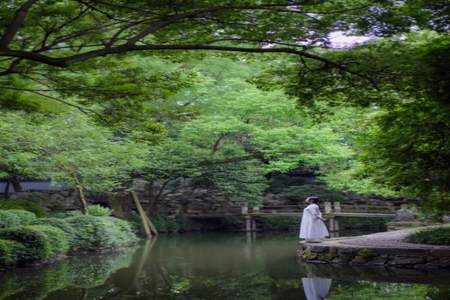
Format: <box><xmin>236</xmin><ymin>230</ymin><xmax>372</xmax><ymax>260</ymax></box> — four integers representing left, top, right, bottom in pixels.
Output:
<box><xmin>1</xmin><ymin>235</ymin><xmax>448</xmax><ymax>300</ymax></box>
<box><xmin>297</xmin><ymin>263</ymin><xmax>450</xmax><ymax>286</ymax></box>
<box><xmin>328</xmin><ymin>281</ymin><xmax>432</xmax><ymax>300</ymax></box>
<box><xmin>0</xmin><ymin>247</ymin><xmax>137</xmax><ymax>300</ymax></box>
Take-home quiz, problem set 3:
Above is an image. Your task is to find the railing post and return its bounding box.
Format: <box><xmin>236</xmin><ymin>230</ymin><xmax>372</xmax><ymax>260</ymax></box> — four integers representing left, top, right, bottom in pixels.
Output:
<box><xmin>241</xmin><ymin>202</ymin><xmax>248</xmax><ymax>215</ymax></box>
<box><xmin>324</xmin><ymin>201</ymin><xmax>332</xmax><ymax>214</ymax></box>
<box><xmin>333</xmin><ymin>201</ymin><xmax>341</xmax><ymax>213</ymax></box>
<box><xmin>329</xmin><ymin>217</ymin><xmax>334</xmax><ymax>231</ymax></box>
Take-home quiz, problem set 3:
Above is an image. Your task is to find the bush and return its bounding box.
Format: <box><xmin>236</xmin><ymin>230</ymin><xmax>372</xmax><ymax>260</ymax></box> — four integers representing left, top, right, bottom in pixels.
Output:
<box><xmin>0</xmin><ymin>209</ymin><xmax>36</xmax><ymax>228</ymax></box>
<box><xmin>0</xmin><ymin>239</ymin><xmax>25</xmax><ymax>265</ymax></box>
<box><xmin>31</xmin><ymin>218</ymin><xmax>77</xmax><ymax>247</ymax></box>
<box><xmin>408</xmin><ymin>227</ymin><xmax>450</xmax><ymax>245</ymax></box>
<box><xmin>65</xmin><ymin>215</ymin><xmax>137</xmax><ymax>250</ymax></box>
<box><xmin>0</xmin><ymin>225</ymin><xmax>69</xmax><ymax>262</ymax></box>
<box><xmin>102</xmin><ymin>216</ymin><xmax>138</xmax><ymax>244</ymax></box>
<box><xmin>87</xmin><ymin>205</ymin><xmax>112</xmax><ymax>217</ymax></box>
<box><xmin>0</xmin><ymin>199</ymin><xmax>47</xmax><ymax>217</ymax></box>
<box><xmin>51</xmin><ymin>210</ymin><xmax>82</xmax><ymax>218</ymax></box>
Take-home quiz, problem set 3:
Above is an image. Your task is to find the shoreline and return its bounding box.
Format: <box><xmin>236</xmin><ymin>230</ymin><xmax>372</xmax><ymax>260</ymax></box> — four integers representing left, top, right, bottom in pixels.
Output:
<box><xmin>297</xmin><ymin>225</ymin><xmax>450</xmax><ymax>269</ymax></box>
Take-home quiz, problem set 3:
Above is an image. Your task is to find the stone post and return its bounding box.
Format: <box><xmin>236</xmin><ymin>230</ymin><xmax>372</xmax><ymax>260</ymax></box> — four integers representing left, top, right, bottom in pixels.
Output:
<box><xmin>328</xmin><ymin>217</ymin><xmax>335</xmax><ymax>232</ymax></box>
<box><xmin>324</xmin><ymin>201</ymin><xmax>332</xmax><ymax>214</ymax></box>
<box><xmin>334</xmin><ymin>218</ymin><xmax>339</xmax><ymax>232</ymax></box>
<box><xmin>327</xmin><ymin>217</ymin><xmax>339</xmax><ymax>232</ymax></box>
<box><xmin>333</xmin><ymin>201</ymin><xmax>341</xmax><ymax>212</ymax></box>
<box><xmin>241</xmin><ymin>202</ymin><xmax>248</xmax><ymax>215</ymax></box>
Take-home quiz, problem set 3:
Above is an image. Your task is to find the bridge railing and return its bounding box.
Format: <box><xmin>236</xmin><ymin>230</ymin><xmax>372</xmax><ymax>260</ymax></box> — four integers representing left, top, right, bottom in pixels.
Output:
<box><xmin>184</xmin><ymin>201</ymin><xmax>398</xmax><ymax>216</ymax></box>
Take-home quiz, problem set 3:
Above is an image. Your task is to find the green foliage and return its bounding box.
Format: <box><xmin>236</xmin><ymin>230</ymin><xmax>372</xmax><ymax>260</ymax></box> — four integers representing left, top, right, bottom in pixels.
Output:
<box><xmin>0</xmin><ymin>199</ymin><xmax>47</xmax><ymax>217</ymax></box>
<box><xmin>285</xmin><ymin>183</ymin><xmax>346</xmax><ymax>203</ymax></box>
<box><xmin>0</xmin><ymin>1</ymin><xmax>448</xmax><ymax>216</ymax></box>
<box><xmin>0</xmin><ymin>214</ymin><xmax>137</xmax><ymax>267</ymax></box>
<box><xmin>353</xmin><ymin>100</ymin><xmax>450</xmax><ymax>212</ymax></box>
<box><xmin>145</xmin><ymin>57</ymin><xmax>353</xmax><ymax>206</ymax></box>
<box><xmin>0</xmin><ymin>111</ymin><xmax>150</xmax><ymax>198</ymax></box>
<box><xmin>0</xmin><ymin>209</ymin><xmax>36</xmax><ymax>228</ymax></box>
<box><xmin>31</xmin><ymin>218</ymin><xmax>76</xmax><ymax>246</ymax></box>
<box><xmin>408</xmin><ymin>227</ymin><xmax>450</xmax><ymax>245</ymax></box>
<box><xmin>0</xmin><ymin>225</ymin><xmax>68</xmax><ymax>262</ymax></box>
<box><xmin>101</xmin><ymin>216</ymin><xmax>139</xmax><ymax>245</ymax></box>
<box><xmin>51</xmin><ymin>210</ymin><xmax>82</xmax><ymax>218</ymax></box>
<box><xmin>87</xmin><ymin>205</ymin><xmax>113</xmax><ymax>217</ymax></box>
<box><xmin>65</xmin><ymin>215</ymin><xmax>137</xmax><ymax>250</ymax></box>
<box><xmin>152</xmin><ymin>216</ymin><xmax>180</xmax><ymax>233</ymax></box>
<box><xmin>0</xmin><ymin>239</ymin><xmax>25</xmax><ymax>266</ymax></box>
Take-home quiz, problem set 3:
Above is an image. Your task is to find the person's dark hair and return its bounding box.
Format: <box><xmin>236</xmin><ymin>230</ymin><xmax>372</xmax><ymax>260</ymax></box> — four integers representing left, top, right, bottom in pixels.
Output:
<box><xmin>307</xmin><ymin>196</ymin><xmax>320</xmax><ymax>204</ymax></box>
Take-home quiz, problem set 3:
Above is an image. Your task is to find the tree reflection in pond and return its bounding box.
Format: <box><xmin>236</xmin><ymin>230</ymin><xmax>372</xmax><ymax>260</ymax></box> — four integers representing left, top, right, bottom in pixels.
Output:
<box><xmin>0</xmin><ymin>234</ymin><xmax>448</xmax><ymax>300</ymax></box>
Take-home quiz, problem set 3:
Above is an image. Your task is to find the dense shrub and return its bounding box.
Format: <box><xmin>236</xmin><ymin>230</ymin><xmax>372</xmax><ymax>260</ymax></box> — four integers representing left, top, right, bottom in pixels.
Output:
<box><xmin>102</xmin><ymin>216</ymin><xmax>137</xmax><ymax>244</ymax></box>
<box><xmin>66</xmin><ymin>215</ymin><xmax>137</xmax><ymax>250</ymax></box>
<box><xmin>408</xmin><ymin>227</ymin><xmax>450</xmax><ymax>245</ymax></box>
<box><xmin>0</xmin><ymin>209</ymin><xmax>36</xmax><ymax>228</ymax></box>
<box><xmin>0</xmin><ymin>225</ymin><xmax>69</xmax><ymax>262</ymax></box>
<box><xmin>0</xmin><ymin>239</ymin><xmax>25</xmax><ymax>265</ymax></box>
<box><xmin>0</xmin><ymin>199</ymin><xmax>47</xmax><ymax>217</ymax></box>
<box><xmin>31</xmin><ymin>218</ymin><xmax>77</xmax><ymax>247</ymax></box>
<box><xmin>87</xmin><ymin>205</ymin><xmax>112</xmax><ymax>217</ymax></box>
<box><xmin>51</xmin><ymin>210</ymin><xmax>82</xmax><ymax>218</ymax></box>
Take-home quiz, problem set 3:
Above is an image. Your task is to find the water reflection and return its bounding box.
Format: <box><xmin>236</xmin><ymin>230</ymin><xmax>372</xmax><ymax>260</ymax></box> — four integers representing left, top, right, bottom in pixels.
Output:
<box><xmin>302</xmin><ymin>277</ymin><xmax>332</xmax><ymax>300</ymax></box>
<box><xmin>0</xmin><ymin>233</ymin><xmax>449</xmax><ymax>300</ymax></box>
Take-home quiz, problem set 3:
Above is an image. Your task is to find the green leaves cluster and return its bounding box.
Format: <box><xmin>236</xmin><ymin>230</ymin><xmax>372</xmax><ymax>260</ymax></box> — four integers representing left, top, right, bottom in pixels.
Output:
<box><xmin>144</xmin><ymin>57</ymin><xmax>353</xmax><ymax>205</ymax></box>
<box><xmin>0</xmin><ymin>111</ymin><xmax>149</xmax><ymax>193</ymax></box>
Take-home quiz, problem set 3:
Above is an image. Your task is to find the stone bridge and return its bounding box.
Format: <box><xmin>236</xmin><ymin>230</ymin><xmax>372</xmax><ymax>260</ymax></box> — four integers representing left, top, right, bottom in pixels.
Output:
<box><xmin>183</xmin><ymin>201</ymin><xmax>398</xmax><ymax>232</ymax></box>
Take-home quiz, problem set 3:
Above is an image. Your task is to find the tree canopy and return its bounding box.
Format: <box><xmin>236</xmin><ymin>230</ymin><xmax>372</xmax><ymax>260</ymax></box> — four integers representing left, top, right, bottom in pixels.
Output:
<box><xmin>1</xmin><ymin>1</ymin><xmax>449</xmax><ymax>213</ymax></box>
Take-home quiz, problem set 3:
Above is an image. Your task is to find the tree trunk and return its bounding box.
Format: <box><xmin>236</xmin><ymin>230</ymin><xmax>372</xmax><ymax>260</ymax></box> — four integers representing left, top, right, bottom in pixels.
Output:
<box><xmin>3</xmin><ymin>180</ymin><xmax>10</xmax><ymax>198</ymax></box>
<box><xmin>131</xmin><ymin>190</ymin><xmax>158</xmax><ymax>238</ymax></box>
<box><xmin>77</xmin><ymin>185</ymin><xmax>88</xmax><ymax>215</ymax></box>
<box><xmin>72</xmin><ymin>173</ymin><xmax>88</xmax><ymax>214</ymax></box>
<box><xmin>10</xmin><ymin>176</ymin><xmax>22</xmax><ymax>192</ymax></box>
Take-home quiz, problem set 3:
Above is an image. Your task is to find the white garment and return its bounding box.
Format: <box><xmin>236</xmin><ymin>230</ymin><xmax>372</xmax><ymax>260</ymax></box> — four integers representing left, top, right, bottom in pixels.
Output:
<box><xmin>302</xmin><ymin>277</ymin><xmax>332</xmax><ymax>300</ymax></box>
<box><xmin>299</xmin><ymin>204</ymin><xmax>329</xmax><ymax>240</ymax></box>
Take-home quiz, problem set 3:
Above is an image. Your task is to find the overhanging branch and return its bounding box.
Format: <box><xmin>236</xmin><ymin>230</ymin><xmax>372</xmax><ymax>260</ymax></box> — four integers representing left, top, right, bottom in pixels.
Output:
<box><xmin>0</xmin><ymin>45</ymin><xmax>375</xmax><ymax>84</ymax></box>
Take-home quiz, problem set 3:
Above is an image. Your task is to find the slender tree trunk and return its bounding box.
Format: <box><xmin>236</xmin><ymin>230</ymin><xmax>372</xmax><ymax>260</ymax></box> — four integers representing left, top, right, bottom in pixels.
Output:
<box><xmin>133</xmin><ymin>237</ymin><xmax>157</xmax><ymax>287</ymax></box>
<box><xmin>80</xmin><ymin>288</ymin><xmax>88</xmax><ymax>300</ymax></box>
<box><xmin>76</xmin><ymin>185</ymin><xmax>88</xmax><ymax>215</ymax></box>
<box><xmin>10</xmin><ymin>176</ymin><xmax>22</xmax><ymax>192</ymax></box>
<box><xmin>131</xmin><ymin>190</ymin><xmax>158</xmax><ymax>238</ymax></box>
<box><xmin>3</xmin><ymin>180</ymin><xmax>10</xmax><ymax>198</ymax></box>
<box><xmin>73</xmin><ymin>174</ymin><xmax>88</xmax><ymax>214</ymax></box>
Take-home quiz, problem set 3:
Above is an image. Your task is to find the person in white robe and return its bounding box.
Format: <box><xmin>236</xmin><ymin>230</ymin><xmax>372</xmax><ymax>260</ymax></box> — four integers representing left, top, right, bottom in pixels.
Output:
<box><xmin>299</xmin><ymin>196</ymin><xmax>329</xmax><ymax>242</ymax></box>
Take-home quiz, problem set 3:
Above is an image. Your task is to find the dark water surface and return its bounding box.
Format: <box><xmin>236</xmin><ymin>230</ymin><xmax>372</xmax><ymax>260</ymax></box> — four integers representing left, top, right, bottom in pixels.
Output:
<box><xmin>1</xmin><ymin>233</ymin><xmax>449</xmax><ymax>300</ymax></box>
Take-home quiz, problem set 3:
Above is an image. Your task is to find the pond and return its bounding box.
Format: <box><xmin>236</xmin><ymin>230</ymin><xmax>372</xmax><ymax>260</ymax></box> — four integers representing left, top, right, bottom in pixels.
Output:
<box><xmin>1</xmin><ymin>232</ymin><xmax>449</xmax><ymax>300</ymax></box>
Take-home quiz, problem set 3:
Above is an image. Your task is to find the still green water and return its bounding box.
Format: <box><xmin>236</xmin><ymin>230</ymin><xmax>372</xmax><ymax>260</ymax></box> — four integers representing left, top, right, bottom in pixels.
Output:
<box><xmin>0</xmin><ymin>233</ymin><xmax>449</xmax><ymax>300</ymax></box>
